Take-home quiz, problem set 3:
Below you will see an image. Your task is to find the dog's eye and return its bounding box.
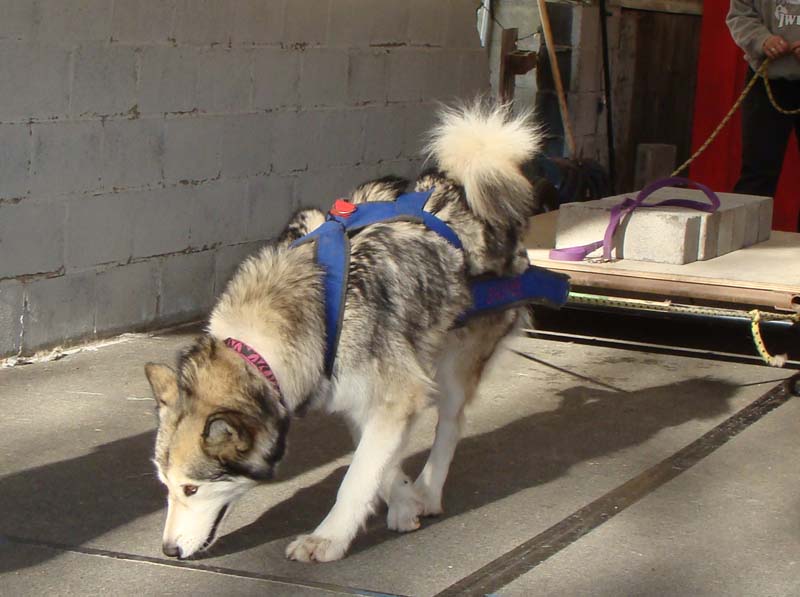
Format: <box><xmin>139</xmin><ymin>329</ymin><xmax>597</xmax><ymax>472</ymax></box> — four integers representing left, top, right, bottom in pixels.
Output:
<box><xmin>183</xmin><ymin>484</ymin><xmax>199</xmax><ymax>497</ymax></box>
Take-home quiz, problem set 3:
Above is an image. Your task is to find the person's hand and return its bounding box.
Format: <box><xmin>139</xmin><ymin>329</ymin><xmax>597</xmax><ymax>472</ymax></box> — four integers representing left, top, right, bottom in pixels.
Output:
<box><xmin>763</xmin><ymin>35</ymin><xmax>790</xmax><ymax>59</ymax></box>
<box><xmin>792</xmin><ymin>40</ymin><xmax>800</xmax><ymax>63</ymax></box>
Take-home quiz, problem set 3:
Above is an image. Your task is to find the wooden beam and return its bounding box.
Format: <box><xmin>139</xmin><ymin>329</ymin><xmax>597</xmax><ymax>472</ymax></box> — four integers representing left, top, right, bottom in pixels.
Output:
<box><xmin>499</xmin><ymin>28</ymin><xmax>519</xmax><ymax>103</ymax></box>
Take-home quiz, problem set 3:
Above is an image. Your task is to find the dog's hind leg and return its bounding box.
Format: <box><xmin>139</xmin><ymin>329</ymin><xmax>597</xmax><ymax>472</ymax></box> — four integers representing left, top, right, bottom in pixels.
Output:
<box><xmin>285</xmin><ymin>385</ymin><xmax>422</xmax><ymax>562</ymax></box>
<box><xmin>413</xmin><ymin>343</ymin><xmax>471</xmax><ymax>517</ymax></box>
<box><xmin>414</xmin><ymin>312</ymin><xmax>519</xmax><ymax>516</ymax></box>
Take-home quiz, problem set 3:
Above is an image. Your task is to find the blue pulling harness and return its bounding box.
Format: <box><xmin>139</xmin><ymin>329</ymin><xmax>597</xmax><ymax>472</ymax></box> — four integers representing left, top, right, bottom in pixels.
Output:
<box><xmin>292</xmin><ymin>191</ymin><xmax>570</xmax><ymax>376</ymax></box>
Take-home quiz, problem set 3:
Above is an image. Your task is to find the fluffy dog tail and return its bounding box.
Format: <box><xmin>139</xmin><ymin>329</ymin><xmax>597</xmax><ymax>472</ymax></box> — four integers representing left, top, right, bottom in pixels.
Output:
<box><xmin>425</xmin><ymin>101</ymin><xmax>542</xmax><ymax>226</ymax></box>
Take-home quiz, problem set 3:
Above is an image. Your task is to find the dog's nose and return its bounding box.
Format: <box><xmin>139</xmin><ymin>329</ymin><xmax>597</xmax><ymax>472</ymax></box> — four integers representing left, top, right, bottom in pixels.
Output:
<box><xmin>162</xmin><ymin>542</ymin><xmax>181</xmax><ymax>558</ymax></box>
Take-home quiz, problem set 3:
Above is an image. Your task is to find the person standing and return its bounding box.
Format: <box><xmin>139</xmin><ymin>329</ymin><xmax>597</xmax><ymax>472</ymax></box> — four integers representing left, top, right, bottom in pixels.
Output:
<box><xmin>727</xmin><ymin>0</ymin><xmax>800</xmax><ymax>230</ymax></box>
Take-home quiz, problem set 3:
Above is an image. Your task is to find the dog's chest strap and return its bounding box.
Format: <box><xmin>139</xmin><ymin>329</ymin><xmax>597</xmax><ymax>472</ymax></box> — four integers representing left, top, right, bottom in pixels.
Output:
<box><xmin>291</xmin><ymin>191</ymin><xmax>571</xmax><ymax>377</ymax></box>
<box><xmin>292</xmin><ymin>190</ymin><xmax>458</xmax><ymax>376</ymax></box>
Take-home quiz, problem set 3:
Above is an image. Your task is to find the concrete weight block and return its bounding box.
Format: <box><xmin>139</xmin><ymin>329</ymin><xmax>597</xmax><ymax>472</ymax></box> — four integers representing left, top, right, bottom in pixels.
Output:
<box><xmin>555</xmin><ymin>188</ymin><xmax>773</xmax><ymax>264</ymax></box>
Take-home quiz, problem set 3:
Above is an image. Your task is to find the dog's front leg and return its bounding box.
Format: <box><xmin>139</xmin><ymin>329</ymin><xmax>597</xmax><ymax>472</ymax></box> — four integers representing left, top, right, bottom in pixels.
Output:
<box><xmin>286</xmin><ymin>408</ymin><xmax>411</xmax><ymax>562</ymax></box>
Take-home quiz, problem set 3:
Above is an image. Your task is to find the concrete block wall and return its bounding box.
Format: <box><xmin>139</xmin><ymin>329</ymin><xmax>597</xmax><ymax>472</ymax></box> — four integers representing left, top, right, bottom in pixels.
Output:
<box><xmin>0</xmin><ymin>0</ymin><xmax>489</xmax><ymax>359</ymax></box>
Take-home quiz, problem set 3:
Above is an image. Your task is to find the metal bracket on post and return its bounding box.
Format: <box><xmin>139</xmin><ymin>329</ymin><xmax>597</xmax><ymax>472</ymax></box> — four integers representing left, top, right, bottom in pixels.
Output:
<box><xmin>499</xmin><ymin>28</ymin><xmax>537</xmax><ymax>104</ymax></box>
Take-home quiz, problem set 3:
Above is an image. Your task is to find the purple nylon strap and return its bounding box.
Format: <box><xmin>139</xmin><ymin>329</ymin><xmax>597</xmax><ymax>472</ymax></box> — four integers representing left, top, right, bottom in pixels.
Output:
<box><xmin>549</xmin><ymin>177</ymin><xmax>721</xmax><ymax>262</ymax></box>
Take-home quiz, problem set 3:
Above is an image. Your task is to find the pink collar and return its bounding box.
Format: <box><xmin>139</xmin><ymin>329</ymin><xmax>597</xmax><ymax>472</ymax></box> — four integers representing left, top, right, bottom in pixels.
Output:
<box><xmin>224</xmin><ymin>338</ymin><xmax>285</xmax><ymax>406</ymax></box>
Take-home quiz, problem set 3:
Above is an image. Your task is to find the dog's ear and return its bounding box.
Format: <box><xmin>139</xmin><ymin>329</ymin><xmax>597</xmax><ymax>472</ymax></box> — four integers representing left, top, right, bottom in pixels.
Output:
<box><xmin>145</xmin><ymin>363</ymin><xmax>179</xmax><ymax>410</ymax></box>
<box><xmin>202</xmin><ymin>412</ymin><xmax>254</xmax><ymax>461</ymax></box>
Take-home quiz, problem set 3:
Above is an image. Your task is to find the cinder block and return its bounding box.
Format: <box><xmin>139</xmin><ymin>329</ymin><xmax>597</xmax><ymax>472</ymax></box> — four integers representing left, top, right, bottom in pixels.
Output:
<box><xmin>158</xmin><ymin>250</ymin><xmax>215</xmax><ymax>323</ymax></box>
<box><xmin>295</xmin><ymin>164</ymin><xmax>378</xmax><ymax>212</ymax></box>
<box><xmin>245</xmin><ymin>175</ymin><xmax>295</xmax><ymax>242</ymax></box>
<box><xmin>459</xmin><ymin>49</ymin><xmax>490</xmax><ymax>97</ymax></box>
<box><xmin>0</xmin><ymin>124</ymin><xmax>31</xmax><ymax>199</ymax></box>
<box><xmin>555</xmin><ymin>188</ymin><xmax>774</xmax><ymax>264</ymax></box>
<box><xmin>348</xmin><ymin>50</ymin><xmax>387</xmax><ymax>104</ymax></box>
<box><xmin>232</xmin><ymin>0</ymin><xmax>285</xmax><ymax>45</ymax></box>
<box><xmin>408</xmin><ymin>0</ymin><xmax>446</xmax><ymax>46</ymax></box>
<box><xmin>110</xmin><ymin>0</ymin><xmax>176</xmax><ymax>44</ymax></box>
<box><xmin>387</xmin><ymin>48</ymin><xmax>429</xmax><ymax>102</ymax></box>
<box><xmin>0</xmin><ymin>1</ymin><xmax>39</xmax><ymax>41</ymax></box>
<box><xmin>102</xmin><ymin>118</ymin><xmax>164</xmax><ymax>189</ymax></box>
<box><xmin>299</xmin><ymin>49</ymin><xmax>348</xmax><ymax>107</ymax></box>
<box><xmin>0</xmin><ymin>280</ymin><xmax>24</xmax><ymax>357</ymax></box>
<box><xmin>188</xmin><ymin>180</ymin><xmax>249</xmax><ymax>248</ymax></box>
<box><xmin>37</xmin><ymin>0</ymin><xmax>112</xmax><ymax>43</ymax></box>
<box><xmin>0</xmin><ymin>201</ymin><xmax>65</xmax><ymax>278</ymax></box>
<box><xmin>214</xmin><ymin>241</ymin><xmax>264</xmax><ymax>296</ymax></box>
<box><xmin>445</xmin><ymin>0</ymin><xmax>483</xmax><ymax>50</ymax></box>
<box><xmin>271</xmin><ymin>109</ymin><xmax>316</xmax><ymax>172</ymax></box>
<box><xmin>328</xmin><ymin>0</ymin><xmax>372</xmax><ymax>47</ymax></box>
<box><xmin>284</xmin><ymin>0</ymin><xmax>329</xmax><ymax>45</ymax></box>
<box><xmin>370</xmin><ymin>2</ymin><xmax>409</xmax><ymax>45</ymax></box>
<box><xmin>23</xmin><ymin>271</ymin><xmax>96</xmax><ymax>352</ymax></box>
<box><xmin>0</xmin><ymin>44</ymin><xmax>70</xmax><ymax>121</ymax></box>
<box><xmin>95</xmin><ymin>261</ymin><xmax>159</xmax><ymax>334</ymax></box>
<box><xmin>65</xmin><ymin>193</ymin><xmax>134</xmax><ymax>271</ymax></box>
<box><xmin>424</xmin><ymin>50</ymin><xmax>461</xmax><ymax>101</ymax></box>
<box><xmin>164</xmin><ymin>116</ymin><xmax>222</xmax><ymax>182</ymax></box>
<box><xmin>138</xmin><ymin>47</ymin><xmax>199</xmax><ymax>114</ymax></box>
<box><xmin>31</xmin><ymin>121</ymin><xmax>104</xmax><ymax>195</ymax></box>
<box><xmin>376</xmin><ymin>158</ymin><xmax>420</xmax><ymax>182</ymax></box>
<box><xmin>196</xmin><ymin>49</ymin><xmax>253</xmax><ymax>113</ymax></box>
<box><xmin>71</xmin><ymin>46</ymin><xmax>137</xmax><ymax>116</ymax></box>
<box><xmin>315</xmin><ymin>109</ymin><xmax>364</xmax><ymax>168</ymax></box>
<box><xmin>401</xmin><ymin>104</ymin><xmax>437</xmax><ymax>158</ymax></box>
<box><xmin>220</xmin><ymin>113</ymin><xmax>273</xmax><ymax>179</ymax></box>
<box><xmin>556</xmin><ymin>198</ymin><xmax>702</xmax><ymax>264</ymax></box>
<box><xmin>363</xmin><ymin>106</ymin><xmax>406</xmax><ymax>162</ymax></box>
<box><xmin>172</xmin><ymin>0</ymin><xmax>233</xmax><ymax>45</ymax></box>
<box><xmin>253</xmin><ymin>48</ymin><xmax>299</xmax><ymax>108</ymax></box>
<box><xmin>131</xmin><ymin>186</ymin><xmax>193</xmax><ymax>258</ymax></box>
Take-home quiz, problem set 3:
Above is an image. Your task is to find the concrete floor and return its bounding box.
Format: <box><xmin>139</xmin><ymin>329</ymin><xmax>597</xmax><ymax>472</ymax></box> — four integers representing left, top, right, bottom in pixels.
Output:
<box><xmin>0</xmin><ymin>327</ymin><xmax>797</xmax><ymax>596</ymax></box>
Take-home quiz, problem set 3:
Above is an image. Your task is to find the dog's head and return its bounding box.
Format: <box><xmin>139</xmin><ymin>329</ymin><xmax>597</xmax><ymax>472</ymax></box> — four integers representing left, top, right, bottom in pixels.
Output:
<box><xmin>145</xmin><ymin>335</ymin><xmax>290</xmax><ymax>559</ymax></box>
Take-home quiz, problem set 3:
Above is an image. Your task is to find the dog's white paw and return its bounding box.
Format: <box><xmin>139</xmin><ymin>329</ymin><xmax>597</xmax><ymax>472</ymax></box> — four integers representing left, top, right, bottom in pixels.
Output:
<box><xmin>413</xmin><ymin>482</ymin><xmax>444</xmax><ymax>517</ymax></box>
<box><xmin>387</xmin><ymin>491</ymin><xmax>423</xmax><ymax>532</ymax></box>
<box><xmin>285</xmin><ymin>534</ymin><xmax>348</xmax><ymax>563</ymax></box>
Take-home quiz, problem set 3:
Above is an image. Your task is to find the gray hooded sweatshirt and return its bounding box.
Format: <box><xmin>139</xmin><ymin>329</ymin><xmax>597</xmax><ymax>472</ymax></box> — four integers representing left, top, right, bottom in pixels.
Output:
<box><xmin>727</xmin><ymin>0</ymin><xmax>800</xmax><ymax>79</ymax></box>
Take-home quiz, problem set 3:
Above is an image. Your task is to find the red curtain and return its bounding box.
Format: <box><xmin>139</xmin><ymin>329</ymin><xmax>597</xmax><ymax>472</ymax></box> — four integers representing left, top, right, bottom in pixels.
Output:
<box><xmin>689</xmin><ymin>0</ymin><xmax>799</xmax><ymax>231</ymax></box>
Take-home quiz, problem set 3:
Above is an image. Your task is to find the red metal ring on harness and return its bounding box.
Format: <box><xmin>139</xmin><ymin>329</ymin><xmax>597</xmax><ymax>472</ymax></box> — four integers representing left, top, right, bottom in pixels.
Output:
<box><xmin>330</xmin><ymin>199</ymin><xmax>357</xmax><ymax>218</ymax></box>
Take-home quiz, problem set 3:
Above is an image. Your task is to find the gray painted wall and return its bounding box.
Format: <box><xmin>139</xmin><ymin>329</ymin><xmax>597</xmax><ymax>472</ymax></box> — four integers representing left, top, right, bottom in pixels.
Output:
<box><xmin>0</xmin><ymin>0</ymin><xmax>489</xmax><ymax>358</ymax></box>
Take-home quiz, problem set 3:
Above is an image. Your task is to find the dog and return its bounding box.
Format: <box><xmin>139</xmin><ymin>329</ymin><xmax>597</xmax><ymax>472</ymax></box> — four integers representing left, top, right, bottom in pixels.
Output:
<box><xmin>144</xmin><ymin>102</ymin><xmax>543</xmax><ymax>562</ymax></box>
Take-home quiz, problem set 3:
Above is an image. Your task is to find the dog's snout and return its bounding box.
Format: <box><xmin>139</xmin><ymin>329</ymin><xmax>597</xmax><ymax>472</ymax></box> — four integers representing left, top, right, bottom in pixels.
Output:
<box><xmin>162</xmin><ymin>542</ymin><xmax>181</xmax><ymax>558</ymax></box>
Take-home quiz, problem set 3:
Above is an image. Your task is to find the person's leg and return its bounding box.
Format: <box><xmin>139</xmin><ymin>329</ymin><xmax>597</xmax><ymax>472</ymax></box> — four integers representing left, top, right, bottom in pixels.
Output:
<box><xmin>734</xmin><ymin>72</ymin><xmax>793</xmax><ymax>198</ymax></box>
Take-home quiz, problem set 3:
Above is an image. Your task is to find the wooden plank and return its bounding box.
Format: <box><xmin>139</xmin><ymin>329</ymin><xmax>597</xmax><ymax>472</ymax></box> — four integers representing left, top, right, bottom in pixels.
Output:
<box><xmin>498</xmin><ymin>28</ymin><xmax>519</xmax><ymax>103</ymax></box>
<box><xmin>524</xmin><ymin>212</ymin><xmax>800</xmax><ymax>312</ymax></box>
<box><xmin>613</xmin><ymin>0</ymin><xmax>702</xmax><ymax>16</ymax></box>
<box><xmin>552</xmin><ymin>270</ymin><xmax>798</xmax><ymax>312</ymax></box>
<box><xmin>612</xmin><ymin>9</ymin><xmax>702</xmax><ymax>192</ymax></box>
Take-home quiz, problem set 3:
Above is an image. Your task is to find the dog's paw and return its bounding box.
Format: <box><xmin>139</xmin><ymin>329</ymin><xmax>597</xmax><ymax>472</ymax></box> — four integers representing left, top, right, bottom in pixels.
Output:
<box><xmin>387</xmin><ymin>491</ymin><xmax>423</xmax><ymax>532</ymax></box>
<box><xmin>413</xmin><ymin>482</ymin><xmax>444</xmax><ymax>517</ymax></box>
<box><xmin>285</xmin><ymin>534</ymin><xmax>348</xmax><ymax>563</ymax></box>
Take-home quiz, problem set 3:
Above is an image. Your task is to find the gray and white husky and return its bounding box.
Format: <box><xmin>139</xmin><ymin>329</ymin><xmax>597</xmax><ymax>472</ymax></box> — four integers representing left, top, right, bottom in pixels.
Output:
<box><xmin>145</xmin><ymin>102</ymin><xmax>543</xmax><ymax>562</ymax></box>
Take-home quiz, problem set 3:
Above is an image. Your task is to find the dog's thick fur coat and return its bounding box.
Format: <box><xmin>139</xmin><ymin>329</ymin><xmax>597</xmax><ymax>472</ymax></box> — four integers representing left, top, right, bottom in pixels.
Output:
<box><xmin>145</xmin><ymin>103</ymin><xmax>542</xmax><ymax>562</ymax></box>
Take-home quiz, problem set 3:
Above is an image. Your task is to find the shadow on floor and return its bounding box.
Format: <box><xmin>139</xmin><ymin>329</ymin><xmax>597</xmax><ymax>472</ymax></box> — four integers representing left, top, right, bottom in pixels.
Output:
<box><xmin>0</xmin><ymin>411</ymin><xmax>353</xmax><ymax>573</ymax></box>
<box><xmin>0</xmin><ymin>376</ymin><xmax>740</xmax><ymax>571</ymax></box>
<box><xmin>213</xmin><ymin>376</ymin><xmax>738</xmax><ymax>558</ymax></box>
